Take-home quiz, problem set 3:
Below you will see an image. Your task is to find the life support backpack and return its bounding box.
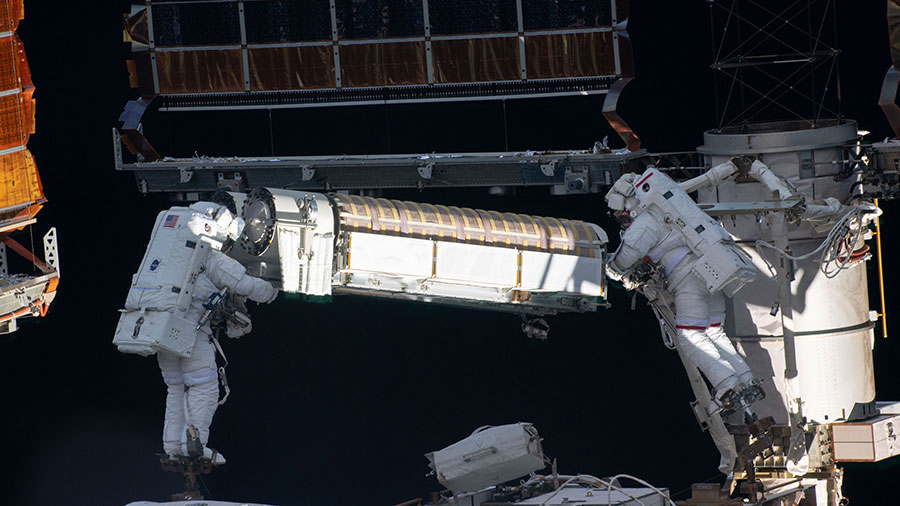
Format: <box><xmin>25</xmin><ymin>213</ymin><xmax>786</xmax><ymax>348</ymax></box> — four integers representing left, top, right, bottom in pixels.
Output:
<box><xmin>632</xmin><ymin>168</ymin><xmax>758</xmax><ymax>296</ymax></box>
<box><xmin>113</xmin><ymin>206</ymin><xmax>225</xmax><ymax>357</ymax></box>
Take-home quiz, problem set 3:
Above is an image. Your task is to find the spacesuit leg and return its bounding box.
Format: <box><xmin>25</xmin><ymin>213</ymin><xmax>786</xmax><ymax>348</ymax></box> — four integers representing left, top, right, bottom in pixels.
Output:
<box><xmin>157</xmin><ymin>351</ymin><xmax>187</xmax><ymax>456</ymax></box>
<box><xmin>707</xmin><ymin>292</ymin><xmax>754</xmax><ymax>384</ymax></box>
<box><xmin>673</xmin><ymin>275</ymin><xmax>740</xmax><ymax>394</ymax></box>
<box><xmin>182</xmin><ymin>336</ymin><xmax>219</xmax><ymax>451</ymax></box>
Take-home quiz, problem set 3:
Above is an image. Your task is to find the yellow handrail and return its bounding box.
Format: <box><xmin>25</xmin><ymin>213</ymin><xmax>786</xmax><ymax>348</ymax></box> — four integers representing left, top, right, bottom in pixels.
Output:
<box><xmin>875</xmin><ymin>198</ymin><xmax>888</xmax><ymax>338</ymax></box>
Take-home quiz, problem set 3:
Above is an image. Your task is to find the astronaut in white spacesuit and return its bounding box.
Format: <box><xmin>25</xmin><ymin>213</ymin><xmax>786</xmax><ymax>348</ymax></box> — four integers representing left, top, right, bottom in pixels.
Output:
<box><xmin>605</xmin><ymin>172</ymin><xmax>762</xmax><ymax>415</ymax></box>
<box><xmin>155</xmin><ymin>190</ymin><xmax>278</xmax><ymax>464</ymax></box>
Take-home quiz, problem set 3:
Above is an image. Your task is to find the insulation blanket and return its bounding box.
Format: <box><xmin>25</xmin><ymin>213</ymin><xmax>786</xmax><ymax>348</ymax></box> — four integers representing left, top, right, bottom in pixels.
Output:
<box><xmin>426</xmin><ymin>423</ymin><xmax>545</xmax><ymax>494</ymax></box>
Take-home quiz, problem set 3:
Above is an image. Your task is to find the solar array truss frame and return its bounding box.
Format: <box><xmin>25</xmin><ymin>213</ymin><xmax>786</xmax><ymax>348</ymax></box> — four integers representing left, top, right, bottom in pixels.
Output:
<box><xmin>127</xmin><ymin>0</ymin><xmax>632</xmax><ymax>110</ymax></box>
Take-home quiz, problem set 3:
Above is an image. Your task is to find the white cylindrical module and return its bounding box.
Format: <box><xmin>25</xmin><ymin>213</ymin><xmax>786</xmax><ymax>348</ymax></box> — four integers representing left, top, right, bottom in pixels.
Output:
<box><xmin>697</xmin><ymin>120</ymin><xmax>876</xmax><ymax>424</ymax></box>
<box><xmin>231</xmin><ymin>188</ymin><xmax>608</xmax><ymax>315</ymax></box>
<box><xmin>232</xmin><ymin>187</ymin><xmax>336</xmax><ymax>295</ymax></box>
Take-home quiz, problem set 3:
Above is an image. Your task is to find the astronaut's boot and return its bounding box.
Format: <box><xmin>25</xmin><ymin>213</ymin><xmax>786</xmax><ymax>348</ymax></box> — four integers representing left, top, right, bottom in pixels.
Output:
<box><xmin>163</xmin><ymin>442</ymin><xmax>184</xmax><ymax>459</ymax></box>
<box><xmin>203</xmin><ymin>446</ymin><xmax>227</xmax><ymax>466</ymax></box>
<box><xmin>184</xmin><ymin>425</ymin><xmax>225</xmax><ymax>465</ymax></box>
<box><xmin>719</xmin><ymin>379</ymin><xmax>766</xmax><ymax>418</ymax></box>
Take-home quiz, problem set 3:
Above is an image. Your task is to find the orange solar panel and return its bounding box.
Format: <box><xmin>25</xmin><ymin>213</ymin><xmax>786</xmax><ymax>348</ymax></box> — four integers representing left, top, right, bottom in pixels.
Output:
<box><xmin>0</xmin><ymin>0</ymin><xmax>23</xmax><ymax>35</ymax></box>
<box><xmin>0</xmin><ymin>37</ymin><xmax>17</xmax><ymax>91</ymax></box>
<box><xmin>0</xmin><ymin>150</ymin><xmax>43</xmax><ymax>211</ymax></box>
<box><xmin>0</xmin><ymin>0</ymin><xmax>44</xmax><ymax>229</ymax></box>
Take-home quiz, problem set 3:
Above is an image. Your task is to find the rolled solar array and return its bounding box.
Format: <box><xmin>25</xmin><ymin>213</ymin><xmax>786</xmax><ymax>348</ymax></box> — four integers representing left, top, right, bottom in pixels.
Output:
<box><xmin>332</xmin><ymin>193</ymin><xmax>604</xmax><ymax>259</ymax></box>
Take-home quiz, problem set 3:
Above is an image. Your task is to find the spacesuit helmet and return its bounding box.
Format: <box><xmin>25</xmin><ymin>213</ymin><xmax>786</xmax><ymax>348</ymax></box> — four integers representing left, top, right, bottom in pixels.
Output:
<box><xmin>215</xmin><ymin>209</ymin><xmax>244</xmax><ymax>239</ymax></box>
<box><xmin>604</xmin><ymin>173</ymin><xmax>639</xmax><ymax>211</ymax></box>
<box><xmin>605</xmin><ymin>173</ymin><xmax>640</xmax><ymax>227</ymax></box>
<box><xmin>207</xmin><ymin>190</ymin><xmax>244</xmax><ymax>251</ymax></box>
<box><xmin>210</xmin><ymin>188</ymin><xmax>238</xmax><ymax>215</ymax></box>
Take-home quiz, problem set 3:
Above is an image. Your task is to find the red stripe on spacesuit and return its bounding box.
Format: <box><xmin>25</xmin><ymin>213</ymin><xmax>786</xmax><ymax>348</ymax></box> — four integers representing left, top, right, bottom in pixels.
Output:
<box><xmin>635</xmin><ymin>173</ymin><xmax>653</xmax><ymax>187</ymax></box>
<box><xmin>709</xmin><ymin>323</ymin><xmax>721</xmax><ymax>327</ymax></box>
<box><xmin>676</xmin><ymin>325</ymin><xmax>707</xmax><ymax>330</ymax></box>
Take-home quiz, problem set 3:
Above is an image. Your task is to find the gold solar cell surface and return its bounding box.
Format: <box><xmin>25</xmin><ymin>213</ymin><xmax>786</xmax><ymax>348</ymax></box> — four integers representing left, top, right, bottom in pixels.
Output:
<box><xmin>0</xmin><ymin>37</ymin><xmax>18</xmax><ymax>91</ymax></box>
<box><xmin>0</xmin><ymin>149</ymin><xmax>42</xmax><ymax>210</ymax></box>
<box><xmin>247</xmin><ymin>46</ymin><xmax>335</xmax><ymax>91</ymax></box>
<box><xmin>0</xmin><ymin>0</ymin><xmax>44</xmax><ymax>223</ymax></box>
<box><xmin>0</xmin><ymin>0</ymin><xmax>22</xmax><ymax>35</ymax></box>
<box><xmin>331</xmin><ymin>194</ymin><xmax>603</xmax><ymax>258</ymax></box>
<box><xmin>0</xmin><ymin>94</ymin><xmax>24</xmax><ymax>150</ymax></box>
<box><xmin>156</xmin><ymin>50</ymin><xmax>244</xmax><ymax>94</ymax></box>
<box><xmin>135</xmin><ymin>1</ymin><xmax>626</xmax><ymax>101</ymax></box>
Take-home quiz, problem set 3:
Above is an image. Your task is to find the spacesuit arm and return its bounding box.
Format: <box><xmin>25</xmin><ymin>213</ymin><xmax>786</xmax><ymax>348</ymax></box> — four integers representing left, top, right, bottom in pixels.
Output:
<box><xmin>747</xmin><ymin>160</ymin><xmax>794</xmax><ymax>200</ymax></box>
<box><xmin>206</xmin><ymin>250</ymin><xmax>279</xmax><ymax>303</ymax></box>
<box><xmin>679</xmin><ymin>160</ymin><xmax>740</xmax><ymax>194</ymax></box>
<box><xmin>679</xmin><ymin>159</ymin><xmax>794</xmax><ymax>200</ymax></box>
<box><xmin>608</xmin><ymin>218</ymin><xmax>661</xmax><ymax>275</ymax></box>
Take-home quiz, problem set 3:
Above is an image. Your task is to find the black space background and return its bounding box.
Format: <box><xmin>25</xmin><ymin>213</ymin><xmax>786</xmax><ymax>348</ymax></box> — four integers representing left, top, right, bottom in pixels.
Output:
<box><xmin>0</xmin><ymin>1</ymin><xmax>898</xmax><ymax>505</ymax></box>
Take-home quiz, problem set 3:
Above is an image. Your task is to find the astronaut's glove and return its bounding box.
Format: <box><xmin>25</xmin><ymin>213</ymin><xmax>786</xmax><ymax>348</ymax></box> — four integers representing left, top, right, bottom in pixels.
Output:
<box><xmin>857</xmin><ymin>202</ymin><xmax>883</xmax><ymax>217</ymax></box>
<box><xmin>607</xmin><ymin>262</ymin><xmax>637</xmax><ymax>290</ymax></box>
<box><xmin>262</xmin><ymin>282</ymin><xmax>279</xmax><ymax>303</ymax></box>
<box><xmin>606</xmin><ymin>261</ymin><xmax>625</xmax><ymax>282</ymax></box>
<box><xmin>226</xmin><ymin>312</ymin><xmax>252</xmax><ymax>338</ymax></box>
<box><xmin>730</xmin><ymin>156</ymin><xmax>756</xmax><ymax>177</ymax></box>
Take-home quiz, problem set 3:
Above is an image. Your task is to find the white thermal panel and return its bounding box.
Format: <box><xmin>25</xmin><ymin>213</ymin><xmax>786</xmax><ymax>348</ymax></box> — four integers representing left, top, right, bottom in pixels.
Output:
<box><xmin>347</xmin><ymin>232</ymin><xmax>433</xmax><ymax>277</ymax></box>
<box><xmin>277</xmin><ymin>225</ymin><xmax>302</xmax><ymax>293</ymax></box>
<box><xmin>426</xmin><ymin>423</ymin><xmax>545</xmax><ymax>494</ymax></box>
<box><xmin>435</xmin><ymin>242</ymin><xmax>518</xmax><ymax>286</ymax></box>
<box><xmin>832</xmin><ymin>413</ymin><xmax>900</xmax><ymax>462</ymax></box>
<box><xmin>520</xmin><ymin>251</ymin><xmax>603</xmax><ymax>295</ymax></box>
<box><xmin>306</xmin><ymin>232</ymin><xmax>334</xmax><ymax>296</ymax></box>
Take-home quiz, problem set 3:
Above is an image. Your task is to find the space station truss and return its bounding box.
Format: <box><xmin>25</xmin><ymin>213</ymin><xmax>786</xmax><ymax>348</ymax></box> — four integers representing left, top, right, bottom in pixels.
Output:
<box><xmin>113</xmin><ymin>131</ymin><xmax>666</xmax><ymax>196</ymax></box>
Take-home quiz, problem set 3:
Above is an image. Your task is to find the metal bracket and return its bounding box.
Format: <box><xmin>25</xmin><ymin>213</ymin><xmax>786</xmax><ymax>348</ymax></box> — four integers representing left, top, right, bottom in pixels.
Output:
<box><xmin>216</xmin><ymin>172</ymin><xmax>245</xmax><ymax>192</ymax></box>
<box><xmin>43</xmin><ymin>227</ymin><xmax>59</xmax><ymax>276</ymax></box>
<box><xmin>0</xmin><ymin>242</ymin><xmax>7</xmax><ymax>279</ymax></box>
<box><xmin>418</xmin><ymin>162</ymin><xmax>434</xmax><ymax>180</ymax></box>
<box><xmin>697</xmin><ymin>198</ymin><xmax>804</xmax><ymax>216</ymax></box>
<box><xmin>14</xmin><ymin>288</ymin><xmax>28</xmax><ymax>307</ymax></box>
<box><xmin>136</xmin><ymin>123</ymin><xmax>146</xmax><ymax>162</ymax></box>
<box><xmin>160</xmin><ymin>455</ymin><xmax>215</xmax><ymax>502</ymax></box>
<box><xmin>540</xmin><ymin>160</ymin><xmax>558</xmax><ymax>177</ymax></box>
<box><xmin>179</xmin><ymin>167</ymin><xmax>194</xmax><ymax>183</ymax></box>
<box><xmin>564</xmin><ymin>166</ymin><xmax>590</xmax><ymax>193</ymax></box>
<box><xmin>302</xmin><ymin>165</ymin><xmax>315</xmax><ymax>181</ymax></box>
<box><xmin>112</xmin><ymin>128</ymin><xmax>124</xmax><ymax>170</ymax></box>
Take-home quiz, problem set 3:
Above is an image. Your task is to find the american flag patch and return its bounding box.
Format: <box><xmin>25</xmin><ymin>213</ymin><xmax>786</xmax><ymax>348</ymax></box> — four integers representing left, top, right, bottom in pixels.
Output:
<box><xmin>163</xmin><ymin>215</ymin><xmax>178</xmax><ymax>228</ymax></box>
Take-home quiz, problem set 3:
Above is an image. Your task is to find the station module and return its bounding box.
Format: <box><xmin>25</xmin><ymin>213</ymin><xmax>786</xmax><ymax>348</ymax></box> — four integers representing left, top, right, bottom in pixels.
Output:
<box><xmin>114</xmin><ymin>1</ymin><xmax>900</xmax><ymax>505</ymax></box>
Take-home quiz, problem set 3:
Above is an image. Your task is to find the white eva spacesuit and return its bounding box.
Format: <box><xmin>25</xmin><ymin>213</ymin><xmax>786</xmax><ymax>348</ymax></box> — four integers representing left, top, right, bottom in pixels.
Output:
<box><xmin>114</xmin><ymin>191</ymin><xmax>277</xmax><ymax>463</ymax></box>
<box><xmin>605</xmin><ymin>169</ymin><xmax>760</xmax><ymax>411</ymax></box>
